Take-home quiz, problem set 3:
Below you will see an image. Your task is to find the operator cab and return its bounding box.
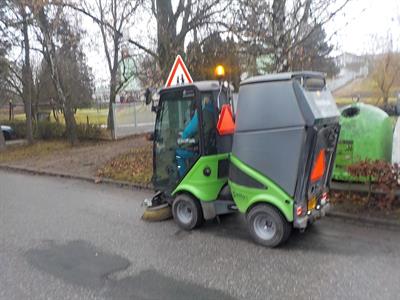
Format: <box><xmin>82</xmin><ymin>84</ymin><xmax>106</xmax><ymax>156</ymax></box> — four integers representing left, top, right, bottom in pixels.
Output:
<box><xmin>153</xmin><ymin>81</ymin><xmax>232</xmax><ymax>194</ymax></box>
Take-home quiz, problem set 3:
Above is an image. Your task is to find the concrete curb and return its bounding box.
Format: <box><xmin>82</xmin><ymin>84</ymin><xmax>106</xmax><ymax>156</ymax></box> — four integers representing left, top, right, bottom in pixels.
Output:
<box><xmin>327</xmin><ymin>210</ymin><xmax>400</xmax><ymax>229</ymax></box>
<box><xmin>1</xmin><ymin>164</ymin><xmax>399</xmax><ymax>230</ymax></box>
<box><xmin>0</xmin><ymin>164</ymin><xmax>153</xmax><ymax>191</ymax></box>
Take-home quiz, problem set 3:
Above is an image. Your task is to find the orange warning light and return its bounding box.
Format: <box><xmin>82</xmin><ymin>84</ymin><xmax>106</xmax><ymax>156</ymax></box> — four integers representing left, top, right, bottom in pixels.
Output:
<box><xmin>310</xmin><ymin>149</ymin><xmax>326</xmax><ymax>182</ymax></box>
<box><xmin>215</xmin><ymin>65</ymin><xmax>225</xmax><ymax>79</ymax></box>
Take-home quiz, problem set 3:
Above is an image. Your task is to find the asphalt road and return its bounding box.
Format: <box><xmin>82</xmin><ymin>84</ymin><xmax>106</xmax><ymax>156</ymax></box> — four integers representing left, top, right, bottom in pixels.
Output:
<box><xmin>1</xmin><ymin>171</ymin><xmax>400</xmax><ymax>300</ymax></box>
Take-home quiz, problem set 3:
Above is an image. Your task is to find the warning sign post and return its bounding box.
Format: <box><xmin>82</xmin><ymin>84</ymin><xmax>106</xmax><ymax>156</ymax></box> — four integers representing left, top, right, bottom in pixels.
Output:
<box><xmin>165</xmin><ymin>55</ymin><xmax>193</xmax><ymax>87</ymax></box>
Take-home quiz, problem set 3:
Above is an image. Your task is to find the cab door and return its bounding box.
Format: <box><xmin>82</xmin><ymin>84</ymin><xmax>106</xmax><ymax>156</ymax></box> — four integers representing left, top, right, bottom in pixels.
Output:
<box><xmin>153</xmin><ymin>88</ymin><xmax>200</xmax><ymax>193</ymax></box>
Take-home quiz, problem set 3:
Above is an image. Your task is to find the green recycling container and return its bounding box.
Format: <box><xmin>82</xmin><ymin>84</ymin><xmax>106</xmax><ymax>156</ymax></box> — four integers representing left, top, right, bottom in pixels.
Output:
<box><xmin>332</xmin><ymin>103</ymin><xmax>393</xmax><ymax>182</ymax></box>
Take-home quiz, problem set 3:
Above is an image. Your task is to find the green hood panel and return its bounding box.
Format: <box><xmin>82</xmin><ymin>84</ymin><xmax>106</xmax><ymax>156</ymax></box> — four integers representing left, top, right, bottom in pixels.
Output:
<box><xmin>172</xmin><ymin>154</ymin><xmax>229</xmax><ymax>201</ymax></box>
<box><xmin>229</xmin><ymin>155</ymin><xmax>294</xmax><ymax>221</ymax></box>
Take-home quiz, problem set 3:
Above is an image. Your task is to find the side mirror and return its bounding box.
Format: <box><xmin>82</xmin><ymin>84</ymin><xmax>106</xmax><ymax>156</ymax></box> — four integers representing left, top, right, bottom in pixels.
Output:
<box><xmin>145</xmin><ymin>88</ymin><xmax>152</xmax><ymax>105</ymax></box>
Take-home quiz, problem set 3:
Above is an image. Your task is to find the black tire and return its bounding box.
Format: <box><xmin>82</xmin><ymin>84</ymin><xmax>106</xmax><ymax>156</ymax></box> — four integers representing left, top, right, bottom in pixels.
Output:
<box><xmin>246</xmin><ymin>204</ymin><xmax>291</xmax><ymax>248</ymax></box>
<box><xmin>172</xmin><ymin>194</ymin><xmax>204</xmax><ymax>230</ymax></box>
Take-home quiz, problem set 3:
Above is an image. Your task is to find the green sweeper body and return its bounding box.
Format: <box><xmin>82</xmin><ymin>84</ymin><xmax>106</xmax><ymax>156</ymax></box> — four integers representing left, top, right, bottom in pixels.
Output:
<box><xmin>147</xmin><ymin>72</ymin><xmax>340</xmax><ymax>247</ymax></box>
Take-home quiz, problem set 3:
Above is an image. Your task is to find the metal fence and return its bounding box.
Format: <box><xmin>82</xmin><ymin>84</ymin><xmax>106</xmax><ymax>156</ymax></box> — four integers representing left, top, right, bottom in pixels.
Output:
<box><xmin>112</xmin><ymin>102</ymin><xmax>155</xmax><ymax>139</ymax></box>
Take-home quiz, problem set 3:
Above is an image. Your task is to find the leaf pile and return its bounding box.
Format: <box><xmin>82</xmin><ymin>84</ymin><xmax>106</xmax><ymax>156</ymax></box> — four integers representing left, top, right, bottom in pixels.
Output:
<box><xmin>97</xmin><ymin>145</ymin><xmax>152</xmax><ymax>185</ymax></box>
<box><xmin>347</xmin><ymin>160</ymin><xmax>400</xmax><ymax>211</ymax></box>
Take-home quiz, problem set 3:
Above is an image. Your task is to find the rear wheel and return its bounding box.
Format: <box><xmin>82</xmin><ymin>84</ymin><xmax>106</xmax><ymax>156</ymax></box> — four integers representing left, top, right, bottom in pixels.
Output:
<box><xmin>172</xmin><ymin>194</ymin><xmax>204</xmax><ymax>230</ymax></box>
<box><xmin>246</xmin><ymin>204</ymin><xmax>291</xmax><ymax>247</ymax></box>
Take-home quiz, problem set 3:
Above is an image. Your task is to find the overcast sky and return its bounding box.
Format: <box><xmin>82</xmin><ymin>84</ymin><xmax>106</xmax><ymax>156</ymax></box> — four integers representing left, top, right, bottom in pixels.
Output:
<box><xmin>326</xmin><ymin>0</ymin><xmax>400</xmax><ymax>55</ymax></box>
<box><xmin>85</xmin><ymin>0</ymin><xmax>400</xmax><ymax>84</ymax></box>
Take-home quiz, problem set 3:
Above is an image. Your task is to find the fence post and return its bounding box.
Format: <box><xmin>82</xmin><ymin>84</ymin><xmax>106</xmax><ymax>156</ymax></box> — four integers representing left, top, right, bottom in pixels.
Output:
<box><xmin>9</xmin><ymin>100</ymin><xmax>14</xmax><ymax>121</ymax></box>
<box><xmin>134</xmin><ymin>102</ymin><xmax>137</xmax><ymax>128</ymax></box>
<box><xmin>112</xmin><ymin>103</ymin><xmax>116</xmax><ymax>140</ymax></box>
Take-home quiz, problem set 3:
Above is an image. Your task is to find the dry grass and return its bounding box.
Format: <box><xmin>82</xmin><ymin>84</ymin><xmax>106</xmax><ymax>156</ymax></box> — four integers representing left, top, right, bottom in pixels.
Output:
<box><xmin>0</xmin><ymin>141</ymin><xmax>71</xmax><ymax>163</ymax></box>
<box><xmin>333</xmin><ymin>76</ymin><xmax>400</xmax><ymax>103</ymax></box>
<box><xmin>97</xmin><ymin>145</ymin><xmax>152</xmax><ymax>185</ymax></box>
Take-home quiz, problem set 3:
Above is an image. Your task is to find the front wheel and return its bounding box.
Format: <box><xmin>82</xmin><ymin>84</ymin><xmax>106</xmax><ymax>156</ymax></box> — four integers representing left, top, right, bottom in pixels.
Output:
<box><xmin>246</xmin><ymin>204</ymin><xmax>291</xmax><ymax>247</ymax></box>
<box><xmin>172</xmin><ymin>194</ymin><xmax>204</xmax><ymax>230</ymax></box>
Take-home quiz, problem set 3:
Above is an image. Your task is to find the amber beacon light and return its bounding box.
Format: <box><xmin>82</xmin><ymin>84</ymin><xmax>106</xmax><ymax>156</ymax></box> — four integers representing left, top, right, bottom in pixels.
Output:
<box><xmin>215</xmin><ymin>65</ymin><xmax>225</xmax><ymax>79</ymax></box>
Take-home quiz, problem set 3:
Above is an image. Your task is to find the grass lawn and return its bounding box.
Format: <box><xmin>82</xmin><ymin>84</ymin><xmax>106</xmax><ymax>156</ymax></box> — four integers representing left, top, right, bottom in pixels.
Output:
<box><xmin>97</xmin><ymin>145</ymin><xmax>152</xmax><ymax>185</ymax></box>
<box><xmin>1</xmin><ymin>105</ymin><xmax>152</xmax><ymax>126</ymax></box>
<box><xmin>333</xmin><ymin>76</ymin><xmax>400</xmax><ymax>105</ymax></box>
<box><xmin>0</xmin><ymin>108</ymin><xmax>109</xmax><ymax>125</ymax></box>
<box><xmin>0</xmin><ymin>140</ymin><xmax>71</xmax><ymax>163</ymax></box>
<box><xmin>334</xmin><ymin>96</ymin><xmax>397</xmax><ymax>106</ymax></box>
<box><xmin>73</xmin><ymin>108</ymin><xmax>108</xmax><ymax>125</ymax></box>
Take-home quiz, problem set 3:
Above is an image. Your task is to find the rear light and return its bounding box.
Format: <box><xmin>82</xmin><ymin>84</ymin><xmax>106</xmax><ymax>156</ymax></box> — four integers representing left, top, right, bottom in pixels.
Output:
<box><xmin>296</xmin><ymin>206</ymin><xmax>303</xmax><ymax>216</ymax></box>
<box><xmin>320</xmin><ymin>192</ymin><xmax>329</xmax><ymax>205</ymax></box>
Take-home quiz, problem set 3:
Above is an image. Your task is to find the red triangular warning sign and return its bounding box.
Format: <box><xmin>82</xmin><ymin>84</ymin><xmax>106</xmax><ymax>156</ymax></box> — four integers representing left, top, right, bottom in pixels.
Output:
<box><xmin>217</xmin><ymin>104</ymin><xmax>235</xmax><ymax>135</ymax></box>
<box><xmin>165</xmin><ymin>55</ymin><xmax>193</xmax><ymax>87</ymax></box>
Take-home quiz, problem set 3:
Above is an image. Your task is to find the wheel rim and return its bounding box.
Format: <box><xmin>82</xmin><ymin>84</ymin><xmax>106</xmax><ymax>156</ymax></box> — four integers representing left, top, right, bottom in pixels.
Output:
<box><xmin>253</xmin><ymin>214</ymin><xmax>276</xmax><ymax>241</ymax></box>
<box><xmin>176</xmin><ymin>201</ymin><xmax>193</xmax><ymax>224</ymax></box>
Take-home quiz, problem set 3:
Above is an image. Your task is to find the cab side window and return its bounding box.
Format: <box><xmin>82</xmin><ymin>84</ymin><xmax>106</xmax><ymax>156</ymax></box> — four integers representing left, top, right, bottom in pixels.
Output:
<box><xmin>201</xmin><ymin>93</ymin><xmax>217</xmax><ymax>155</ymax></box>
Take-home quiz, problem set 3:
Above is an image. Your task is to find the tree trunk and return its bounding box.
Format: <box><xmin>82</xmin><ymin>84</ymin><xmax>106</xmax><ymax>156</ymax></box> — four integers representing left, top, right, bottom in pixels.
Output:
<box><xmin>107</xmin><ymin>71</ymin><xmax>117</xmax><ymax>135</ymax></box>
<box><xmin>0</xmin><ymin>130</ymin><xmax>5</xmax><ymax>151</ymax></box>
<box><xmin>64</xmin><ymin>104</ymin><xmax>78</xmax><ymax>145</ymax></box>
<box><xmin>156</xmin><ymin>0</ymin><xmax>183</xmax><ymax>79</ymax></box>
<box><xmin>21</xmin><ymin>8</ymin><xmax>34</xmax><ymax>144</ymax></box>
<box><xmin>36</xmin><ymin>8</ymin><xmax>78</xmax><ymax>146</ymax></box>
<box><xmin>106</xmin><ymin>30</ymin><xmax>120</xmax><ymax>134</ymax></box>
<box><xmin>383</xmin><ymin>95</ymin><xmax>389</xmax><ymax>108</ymax></box>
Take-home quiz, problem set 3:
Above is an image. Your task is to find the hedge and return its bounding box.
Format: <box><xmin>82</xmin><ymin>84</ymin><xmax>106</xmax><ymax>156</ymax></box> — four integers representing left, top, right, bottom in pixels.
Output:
<box><xmin>2</xmin><ymin>120</ymin><xmax>102</xmax><ymax>141</ymax></box>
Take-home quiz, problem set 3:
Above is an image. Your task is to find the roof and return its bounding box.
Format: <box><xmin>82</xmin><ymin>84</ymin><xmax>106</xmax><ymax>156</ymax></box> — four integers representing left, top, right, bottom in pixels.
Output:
<box><xmin>241</xmin><ymin>71</ymin><xmax>325</xmax><ymax>85</ymax></box>
<box><xmin>160</xmin><ymin>80</ymin><xmax>221</xmax><ymax>93</ymax></box>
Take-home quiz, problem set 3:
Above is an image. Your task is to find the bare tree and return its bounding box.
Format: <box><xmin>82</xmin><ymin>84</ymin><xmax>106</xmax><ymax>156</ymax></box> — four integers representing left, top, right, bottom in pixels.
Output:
<box><xmin>1</xmin><ymin>0</ymin><xmax>35</xmax><ymax>144</ymax></box>
<box><xmin>234</xmin><ymin>0</ymin><xmax>351</xmax><ymax>74</ymax></box>
<box><xmin>368</xmin><ymin>34</ymin><xmax>400</xmax><ymax>107</ymax></box>
<box><xmin>20</xmin><ymin>3</ymin><xmax>34</xmax><ymax>143</ymax></box>
<box><xmin>147</xmin><ymin>0</ymin><xmax>230</xmax><ymax>80</ymax></box>
<box><xmin>0</xmin><ymin>27</ymin><xmax>12</xmax><ymax>105</ymax></box>
<box><xmin>65</xmin><ymin>0</ymin><xmax>142</xmax><ymax>132</ymax></box>
<box><xmin>371</xmin><ymin>51</ymin><xmax>400</xmax><ymax>107</ymax></box>
<box><xmin>65</xmin><ymin>0</ymin><xmax>230</xmax><ymax>97</ymax></box>
<box><xmin>33</xmin><ymin>4</ymin><xmax>79</xmax><ymax>145</ymax></box>
<box><xmin>36</xmin><ymin>27</ymin><xmax>94</xmax><ymax>116</ymax></box>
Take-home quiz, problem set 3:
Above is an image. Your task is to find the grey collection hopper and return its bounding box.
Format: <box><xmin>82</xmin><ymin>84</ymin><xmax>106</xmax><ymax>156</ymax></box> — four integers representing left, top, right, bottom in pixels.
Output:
<box><xmin>232</xmin><ymin>72</ymin><xmax>340</xmax><ymax>199</ymax></box>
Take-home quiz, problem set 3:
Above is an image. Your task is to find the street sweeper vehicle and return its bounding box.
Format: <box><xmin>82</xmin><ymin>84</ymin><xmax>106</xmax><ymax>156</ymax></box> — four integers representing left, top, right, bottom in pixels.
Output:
<box><xmin>144</xmin><ymin>71</ymin><xmax>340</xmax><ymax>247</ymax></box>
